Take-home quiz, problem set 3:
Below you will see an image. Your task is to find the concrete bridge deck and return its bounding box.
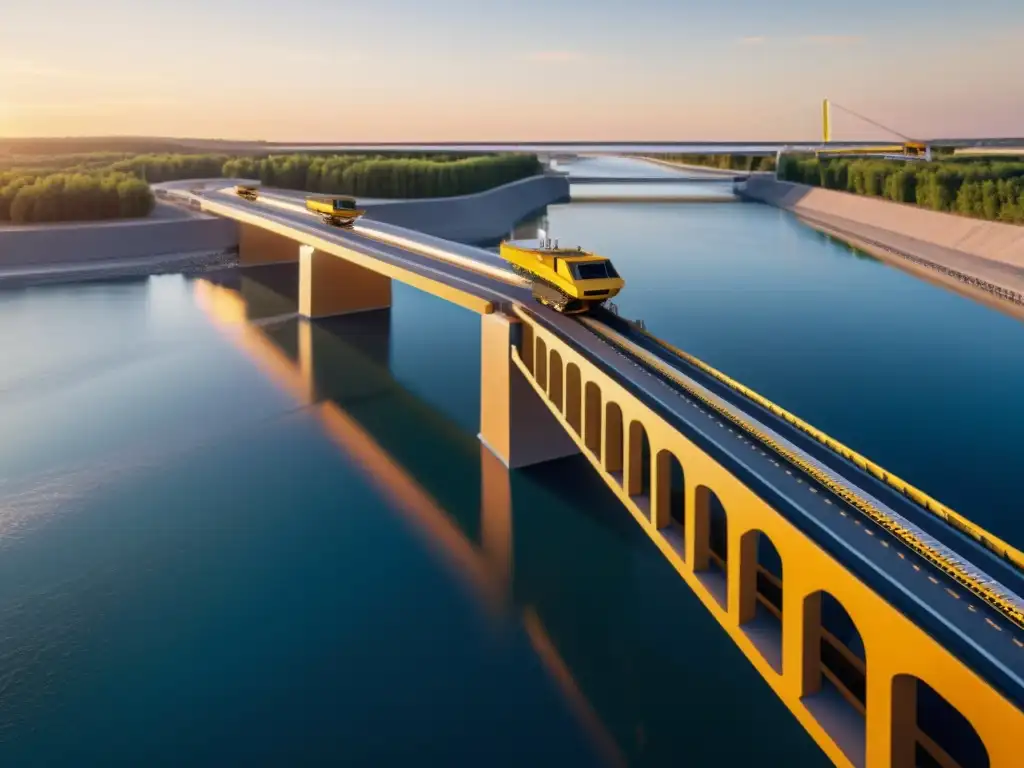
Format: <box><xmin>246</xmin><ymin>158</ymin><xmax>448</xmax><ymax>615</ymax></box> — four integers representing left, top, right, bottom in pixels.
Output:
<box><xmin>573</xmin><ymin>312</ymin><xmax>1024</xmax><ymax>697</ymax></box>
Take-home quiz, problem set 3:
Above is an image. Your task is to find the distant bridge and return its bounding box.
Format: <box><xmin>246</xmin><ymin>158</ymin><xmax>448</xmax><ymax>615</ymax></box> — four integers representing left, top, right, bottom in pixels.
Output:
<box><xmin>252</xmin><ymin>141</ymin><xmax>893</xmax><ymax>156</ymax></box>
<box><xmin>566</xmin><ymin>175</ymin><xmax>748</xmax><ymax>185</ymax></box>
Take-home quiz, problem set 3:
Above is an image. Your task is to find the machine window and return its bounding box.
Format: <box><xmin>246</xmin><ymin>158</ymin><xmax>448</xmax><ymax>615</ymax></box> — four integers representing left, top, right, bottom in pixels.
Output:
<box><xmin>335</xmin><ymin>199</ymin><xmax>356</xmax><ymax>210</ymax></box>
<box><xmin>573</xmin><ymin>261</ymin><xmax>618</xmax><ymax>280</ymax></box>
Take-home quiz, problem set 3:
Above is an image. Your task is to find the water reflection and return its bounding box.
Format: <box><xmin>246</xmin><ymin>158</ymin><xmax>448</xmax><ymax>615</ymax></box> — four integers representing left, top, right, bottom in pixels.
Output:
<box><xmin>192</xmin><ymin>267</ymin><xmax>828</xmax><ymax>767</ymax></box>
<box><xmin>0</xmin><ymin>273</ymin><xmax>610</xmax><ymax>766</ymax></box>
<box><xmin>193</xmin><ymin>272</ymin><xmax>627</xmax><ymax>765</ymax></box>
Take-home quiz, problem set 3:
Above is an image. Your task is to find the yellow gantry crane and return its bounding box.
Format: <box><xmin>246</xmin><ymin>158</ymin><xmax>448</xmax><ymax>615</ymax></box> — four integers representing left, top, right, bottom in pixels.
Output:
<box><xmin>816</xmin><ymin>98</ymin><xmax>931</xmax><ymax>161</ymax></box>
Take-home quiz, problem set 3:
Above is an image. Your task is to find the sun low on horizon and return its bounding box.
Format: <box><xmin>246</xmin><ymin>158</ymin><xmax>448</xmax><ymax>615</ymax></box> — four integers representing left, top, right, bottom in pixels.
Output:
<box><xmin>1</xmin><ymin>0</ymin><xmax>1022</xmax><ymax>142</ymax></box>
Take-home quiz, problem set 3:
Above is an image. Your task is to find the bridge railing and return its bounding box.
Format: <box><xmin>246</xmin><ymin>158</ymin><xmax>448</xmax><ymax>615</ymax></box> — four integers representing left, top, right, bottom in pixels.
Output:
<box><xmin>626</xmin><ymin>321</ymin><xmax>1024</xmax><ymax>577</ymax></box>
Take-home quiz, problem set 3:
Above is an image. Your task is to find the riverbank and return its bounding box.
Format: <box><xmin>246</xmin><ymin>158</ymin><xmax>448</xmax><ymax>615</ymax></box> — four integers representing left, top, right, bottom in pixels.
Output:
<box><xmin>739</xmin><ymin>176</ymin><xmax>1024</xmax><ymax>315</ymax></box>
<box><xmin>0</xmin><ymin>203</ymin><xmax>238</xmax><ymax>288</ymax></box>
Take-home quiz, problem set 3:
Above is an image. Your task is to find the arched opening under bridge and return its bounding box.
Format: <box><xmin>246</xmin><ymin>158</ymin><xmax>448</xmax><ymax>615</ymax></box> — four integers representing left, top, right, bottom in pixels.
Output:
<box><xmin>534</xmin><ymin>337</ymin><xmax>548</xmax><ymax>391</ymax></box>
<box><xmin>626</xmin><ymin>420</ymin><xmax>651</xmax><ymax>515</ymax></box>
<box><xmin>738</xmin><ymin>529</ymin><xmax>783</xmax><ymax>674</ymax></box>
<box><xmin>801</xmin><ymin>590</ymin><xmax>866</xmax><ymax>767</ymax></box>
<box><xmin>693</xmin><ymin>485</ymin><xmax>728</xmax><ymax>609</ymax></box>
<box><xmin>584</xmin><ymin>382</ymin><xmax>602</xmax><ymax>454</ymax></box>
<box><xmin>604</xmin><ymin>402</ymin><xmax>623</xmax><ymax>477</ymax></box>
<box><xmin>565</xmin><ymin>363</ymin><xmax>582</xmax><ymax>435</ymax></box>
<box><xmin>653</xmin><ymin>450</ymin><xmax>685</xmax><ymax>561</ymax></box>
<box><xmin>891</xmin><ymin>675</ymin><xmax>989</xmax><ymax>768</ymax></box>
<box><xmin>548</xmin><ymin>349</ymin><xmax>564</xmax><ymax>411</ymax></box>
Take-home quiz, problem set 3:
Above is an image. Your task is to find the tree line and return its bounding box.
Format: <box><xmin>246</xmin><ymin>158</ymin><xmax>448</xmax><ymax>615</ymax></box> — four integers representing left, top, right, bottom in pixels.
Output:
<box><xmin>777</xmin><ymin>156</ymin><xmax>1024</xmax><ymax>224</ymax></box>
<box><xmin>0</xmin><ymin>171</ymin><xmax>154</xmax><ymax>224</ymax></box>
<box><xmin>222</xmin><ymin>153</ymin><xmax>541</xmax><ymax>198</ymax></box>
<box><xmin>0</xmin><ymin>151</ymin><xmax>540</xmax><ymax>225</ymax></box>
<box><xmin>645</xmin><ymin>153</ymin><xmax>777</xmax><ymax>172</ymax></box>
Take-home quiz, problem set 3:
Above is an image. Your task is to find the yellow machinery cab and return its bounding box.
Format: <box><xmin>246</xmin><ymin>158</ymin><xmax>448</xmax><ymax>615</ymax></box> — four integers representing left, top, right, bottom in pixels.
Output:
<box><xmin>499</xmin><ymin>238</ymin><xmax>624</xmax><ymax>314</ymax></box>
<box><xmin>305</xmin><ymin>195</ymin><xmax>366</xmax><ymax>227</ymax></box>
<box><xmin>236</xmin><ymin>185</ymin><xmax>259</xmax><ymax>201</ymax></box>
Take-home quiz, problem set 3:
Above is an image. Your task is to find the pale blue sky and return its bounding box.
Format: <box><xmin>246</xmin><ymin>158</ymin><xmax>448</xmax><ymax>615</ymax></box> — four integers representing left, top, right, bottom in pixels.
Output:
<box><xmin>1</xmin><ymin>0</ymin><xmax>1021</xmax><ymax>140</ymax></box>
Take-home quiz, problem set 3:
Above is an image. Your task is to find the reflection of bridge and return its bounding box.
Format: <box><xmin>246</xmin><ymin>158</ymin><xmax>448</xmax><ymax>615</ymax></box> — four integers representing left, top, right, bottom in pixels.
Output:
<box><xmin>169</xmin><ymin>180</ymin><xmax>1024</xmax><ymax>768</ymax></box>
<box><xmin>193</xmin><ymin>276</ymin><xmax>626</xmax><ymax>766</ymax></box>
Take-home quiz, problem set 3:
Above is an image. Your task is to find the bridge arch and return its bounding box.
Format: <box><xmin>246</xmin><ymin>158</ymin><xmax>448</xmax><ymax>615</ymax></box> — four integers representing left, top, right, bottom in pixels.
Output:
<box><xmin>626</xmin><ymin>421</ymin><xmax>651</xmax><ymax>506</ymax></box>
<box><xmin>738</xmin><ymin>529</ymin><xmax>784</xmax><ymax>674</ymax></box>
<box><xmin>801</xmin><ymin>589</ymin><xmax>866</xmax><ymax>767</ymax></box>
<box><xmin>534</xmin><ymin>337</ymin><xmax>548</xmax><ymax>391</ymax></box>
<box><xmin>548</xmin><ymin>349</ymin><xmax>564</xmax><ymax>411</ymax></box>
<box><xmin>653</xmin><ymin>449</ymin><xmax>686</xmax><ymax>560</ymax></box>
<box><xmin>565</xmin><ymin>363</ymin><xmax>582</xmax><ymax>434</ymax></box>
<box><xmin>891</xmin><ymin>674</ymin><xmax>989</xmax><ymax>768</ymax></box>
<box><xmin>508</xmin><ymin>312</ymin><xmax>1022</xmax><ymax>768</ymax></box>
<box><xmin>604</xmin><ymin>402</ymin><xmax>623</xmax><ymax>474</ymax></box>
<box><xmin>693</xmin><ymin>485</ymin><xmax>728</xmax><ymax>609</ymax></box>
<box><xmin>653</xmin><ymin>449</ymin><xmax>685</xmax><ymax>529</ymax></box>
<box><xmin>584</xmin><ymin>381</ymin><xmax>602</xmax><ymax>454</ymax></box>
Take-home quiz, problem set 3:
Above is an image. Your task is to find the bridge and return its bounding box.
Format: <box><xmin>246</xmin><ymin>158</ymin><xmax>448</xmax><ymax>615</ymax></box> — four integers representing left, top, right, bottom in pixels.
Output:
<box><xmin>563</xmin><ymin>175</ymin><xmax>749</xmax><ymax>185</ymax></box>
<box><xmin>202</xmin><ymin>141</ymin><xmax>936</xmax><ymax>157</ymax></box>
<box><xmin>166</xmin><ymin>179</ymin><xmax>1024</xmax><ymax>768</ymax></box>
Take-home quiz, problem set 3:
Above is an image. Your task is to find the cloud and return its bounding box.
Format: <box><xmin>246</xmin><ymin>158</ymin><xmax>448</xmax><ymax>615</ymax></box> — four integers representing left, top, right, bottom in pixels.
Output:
<box><xmin>522</xmin><ymin>51</ymin><xmax>585</xmax><ymax>62</ymax></box>
<box><xmin>737</xmin><ymin>36</ymin><xmax>767</xmax><ymax>45</ymax></box>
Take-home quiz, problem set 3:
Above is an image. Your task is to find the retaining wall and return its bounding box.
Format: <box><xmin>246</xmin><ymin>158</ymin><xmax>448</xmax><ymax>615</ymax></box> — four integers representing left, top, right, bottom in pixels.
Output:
<box><xmin>740</xmin><ymin>176</ymin><xmax>1024</xmax><ymax>268</ymax></box>
<box><xmin>0</xmin><ymin>215</ymin><xmax>239</xmax><ymax>269</ymax></box>
<box><xmin>361</xmin><ymin>174</ymin><xmax>570</xmax><ymax>244</ymax></box>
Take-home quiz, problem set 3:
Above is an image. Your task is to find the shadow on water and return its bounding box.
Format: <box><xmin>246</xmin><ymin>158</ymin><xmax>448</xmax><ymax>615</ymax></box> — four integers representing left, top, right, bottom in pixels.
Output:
<box><xmin>193</xmin><ymin>265</ymin><xmax>829</xmax><ymax>767</ymax></box>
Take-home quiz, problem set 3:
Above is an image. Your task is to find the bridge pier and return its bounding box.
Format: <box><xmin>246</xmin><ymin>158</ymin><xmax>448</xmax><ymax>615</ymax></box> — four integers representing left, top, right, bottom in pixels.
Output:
<box><xmin>238</xmin><ymin>223</ymin><xmax>301</xmax><ymax>266</ymax></box>
<box><xmin>298</xmin><ymin>245</ymin><xmax>392</xmax><ymax>319</ymax></box>
<box><xmin>479</xmin><ymin>312</ymin><xmax>578</xmax><ymax>469</ymax></box>
<box><xmin>481</xmin><ymin>443</ymin><xmax>513</xmax><ymax>599</ymax></box>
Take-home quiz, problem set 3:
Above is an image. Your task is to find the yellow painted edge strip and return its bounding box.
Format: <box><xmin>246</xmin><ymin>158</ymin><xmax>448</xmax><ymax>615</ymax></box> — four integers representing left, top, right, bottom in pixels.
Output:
<box><xmin>580</xmin><ymin>317</ymin><xmax>1024</xmax><ymax>633</ymax></box>
<box><xmin>508</xmin><ymin>342</ymin><xmax>855</xmax><ymax>768</ymax></box>
<box><xmin>202</xmin><ymin>199</ymin><xmax>495</xmax><ymax>316</ymax></box>
<box><xmin>626</xmin><ymin>322</ymin><xmax>1024</xmax><ymax>574</ymax></box>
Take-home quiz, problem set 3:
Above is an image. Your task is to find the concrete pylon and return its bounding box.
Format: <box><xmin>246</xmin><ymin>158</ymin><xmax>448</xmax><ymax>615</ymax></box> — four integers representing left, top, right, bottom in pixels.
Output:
<box><xmin>298</xmin><ymin>245</ymin><xmax>392</xmax><ymax>319</ymax></box>
<box><xmin>479</xmin><ymin>312</ymin><xmax>578</xmax><ymax>469</ymax></box>
<box><xmin>238</xmin><ymin>223</ymin><xmax>301</xmax><ymax>266</ymax></box>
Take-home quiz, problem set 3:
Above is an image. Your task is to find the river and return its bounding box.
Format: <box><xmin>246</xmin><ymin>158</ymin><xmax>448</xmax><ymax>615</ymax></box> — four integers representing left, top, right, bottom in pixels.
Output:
<box><xmin>1</xmin><ymin>157</ymin><xmax>1022</xmax><ymax>766</ymax></box>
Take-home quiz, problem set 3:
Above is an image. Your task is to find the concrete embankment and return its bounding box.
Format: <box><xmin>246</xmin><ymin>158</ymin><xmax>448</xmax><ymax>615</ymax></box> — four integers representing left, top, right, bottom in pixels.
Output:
<box><xmin>361</xmin><ymin>174</ymin><xmax>570</xmax><ymax>244</ymax></box>
<box><xmin>739</xmin><ymin>176</ymin><xmax>1024</xmax><ymax>312</ymax></box>
<box><xmin>0</xmin><ymin>202</ymin><xmax>239</xmax><ymax>286</ymax></box>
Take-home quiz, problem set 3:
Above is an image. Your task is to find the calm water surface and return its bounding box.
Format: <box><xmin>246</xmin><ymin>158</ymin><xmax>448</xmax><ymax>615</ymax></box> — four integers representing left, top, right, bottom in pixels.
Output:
<box><xmin>2</xmin><ymin>158</ymin><xmax>1022</xmax><ymax>765</ymax></box>
<box><xmin>0</xmin><ymin>268</ymin><xmax>826</xmax><ymax>766</ymax></box>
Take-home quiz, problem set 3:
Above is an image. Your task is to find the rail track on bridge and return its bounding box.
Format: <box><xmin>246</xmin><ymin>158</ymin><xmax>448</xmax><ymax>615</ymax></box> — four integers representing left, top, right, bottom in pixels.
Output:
<box><xmin>576</xmin><ymin>314</ymin><xmax>1024</xmax><ymax>634</ymax></box>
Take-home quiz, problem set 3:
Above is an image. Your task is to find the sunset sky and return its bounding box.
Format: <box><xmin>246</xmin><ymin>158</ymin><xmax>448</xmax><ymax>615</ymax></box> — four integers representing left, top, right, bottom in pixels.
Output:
<box><xmin>2</xmin><ymin>0</ymin><xmax>1022</xmax><ymax>141</ymax></box>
